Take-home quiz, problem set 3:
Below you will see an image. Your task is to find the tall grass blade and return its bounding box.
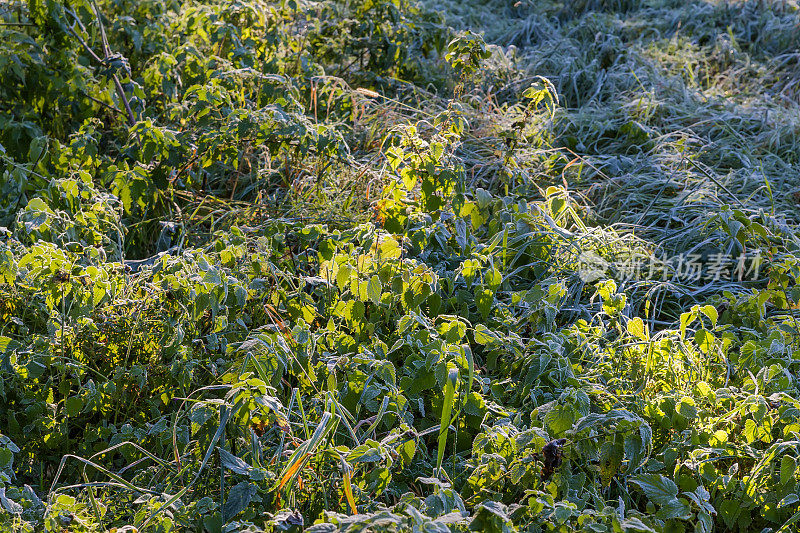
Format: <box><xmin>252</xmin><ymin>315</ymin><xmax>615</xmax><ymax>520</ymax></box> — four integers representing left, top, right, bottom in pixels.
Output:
<box><xmin>435</xmin><ymin>368</ymin><xmax>459</xmax><ymax>479</ymax></box>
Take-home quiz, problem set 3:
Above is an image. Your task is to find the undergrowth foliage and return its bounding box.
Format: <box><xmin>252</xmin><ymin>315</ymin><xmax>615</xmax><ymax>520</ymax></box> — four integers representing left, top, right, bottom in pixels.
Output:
<box><xmin>1</xmin><ymin>0</ymin><xmax>800</xmax><ymax>532</ymax></box>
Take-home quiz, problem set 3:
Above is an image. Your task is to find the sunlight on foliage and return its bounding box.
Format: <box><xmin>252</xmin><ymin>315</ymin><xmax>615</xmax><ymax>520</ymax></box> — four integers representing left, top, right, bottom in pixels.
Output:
<box><xmin>1</xmin><ymin>0</ymin><xmax>800</xmax><ymax>531</ymax></box>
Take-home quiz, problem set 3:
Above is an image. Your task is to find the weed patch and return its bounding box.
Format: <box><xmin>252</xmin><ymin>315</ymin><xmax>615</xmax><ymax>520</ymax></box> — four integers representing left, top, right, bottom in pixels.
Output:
<box><xmin>1</xmin><ymin>0</ymin><xmax>800</xmax><ymax>531</ymax></box>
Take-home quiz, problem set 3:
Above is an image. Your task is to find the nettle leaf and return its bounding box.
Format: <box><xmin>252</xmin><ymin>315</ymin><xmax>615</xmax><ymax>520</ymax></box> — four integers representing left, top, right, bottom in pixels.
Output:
<box><xmin>657</xmin><ymin>498</ymin><xmax>692</xmax><ymax>520</ymax></box>
<box><xmin>627</xmin><ymin>317</ymin><xmax>648</xmax><ymax>341</ymax></box>
<box><xmin>0</xmin><ymin>487</ymin><xmax>22</xmax><ymax>514</ymax></box>
<box><xmin>624</xmin><ymin>423</ymin><xmax>653</xmax><ymax>473</ymax></box>
<box><xmin>596</xmin><ymin>279</ymin><xmax>616</xmax><ymax>301</ymax></box>
<box><xmin>630</xmin><ymin>474</ymin><xmax>679</xmax><ymax>507</ymax></box>
<box><xmin>473</xmin><ymin>324</ymin><xmax>501</xmax><ymax>346</ymax></box>
<box><xmin>475</xmin><ymin>188</ymin><xmax>493</xmax><ymax>210</ymax></box>
<box><xmin>65</xmin><ymin>396</ymin><xmax>83</xmax><ymax>417</ymax></box>
<box><xmin>694</xmin><ymin>329</ymin><xmax>715</xmax><ymax>354</ymax></box>
<box><xmin>544</xmin><ymin>404</ymin><xmax>576</xmax><ymax>436</ymax></box>
<box><xmin>336</xmin><ymin>264</ymin><xmax>353</xmax><ymax>291</ymax></box>
<box><xmin>573</xmin><ymin>410</ymin><xmax>652</xmax><ymax>475</ymax></box>
<box><xmin>700</xmin><ymin>305</ymin><xmax>718</xmax><ymax>327</ymax></box>
<box><xmin>485</xmin><ymin>268</ymin><xmax>502</xmax><ymax>291</ymax></box>
<box><xmin>680</xmin><ymin>309</ymin><xmax>696</xmax><ymax>341</ymax></box>
<box><xmin>597</xmin><ymin>279</ymin><xmax>626</xmax><ymax>315</ymax></box>
<box><xmin>780</xmin><ymin>455</ymin><xmax>796</xmax><ymax>486</ymax></box>
<box><xmin>684</xmin><ymin>486</ymin><xmax>715</xmax><ymax>516</ymax></box>
<box><xmin>743</xmin><ymin>419</ymin><xmax>758</xmax><ymax>443</ymax></box>
<box><xmin>676</xmin><ymin>397</ymin><xmax>698</xmax><ymax>419</ymax></box>
<box><xmin>438</xmin><ymin>318</ymin><xmax>467</xmax><ymax>343</ymax></box>
<box><xmin>223</xmin><ymin>482</ymin><xmax>257</xmax><ymax>520</ymax></box>
<box><xmin>347</xmin><ymin>443</ymin><xmax>383</xmax><ymax>463</ymax></box>
<box><xmin>378</xmin><ymin>236</ymin><xmax>402</xmax><ymax>261</ymax></box>
<box><xmin>599</xmin><ymin>441</ymin><xmax>624</xmax><ymax>486</ymax></box>
<box><xmin>469</xmin><ymin>500</ymin><xmax>514</xmax><ymax>533</ymax></box>
<box><xmin>461</xmin><ymin>259</ymin><xmax>481</xmax><ymax>283</ymax></box>
<box><xmin>219</xmin><ymin>447</ymin><xmax>252</xmax><ymax>475</ymax></box>
<box><xmin>475</xmin><ymin>288</ymin><xmax>494</xmax><ymax>319</ymax></box>
<box><xmin>464</xmin><ymin>392</ymin><xmax>487</xmax><ymax>418</ymax></box>
<box><xmin>0</xmin><ymin>448</ymin><xmax>14</xmax><ymax>471</ymax></box>
<box><xmin>367</xmin><ymin>275</ymin><xmax>383</xmax><ymax>305</ymax></box>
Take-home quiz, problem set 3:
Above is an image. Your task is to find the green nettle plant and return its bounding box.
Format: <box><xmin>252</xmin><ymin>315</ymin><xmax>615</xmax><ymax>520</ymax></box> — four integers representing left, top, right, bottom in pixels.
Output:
<box><xmin>1</xmin><ymin>0</ymin><xmax>800</xmax><ymax>531</ymax></box>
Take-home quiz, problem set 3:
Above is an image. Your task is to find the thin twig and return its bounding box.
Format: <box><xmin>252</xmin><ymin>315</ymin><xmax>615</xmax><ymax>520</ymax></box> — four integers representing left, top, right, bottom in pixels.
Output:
<box><xmin>64</xmin><ymin>6</ymin><xmax>135</xmax><ymax>126</ymax></box>
<box><xmin>79</xmin><ymin>89</ymin><xmax>127</xmax><ymax>117</ymax></box>
<box><xmin>91</xmin><ymin>0</ymin><xmax>136</xmax><ymax>125</ymax></box>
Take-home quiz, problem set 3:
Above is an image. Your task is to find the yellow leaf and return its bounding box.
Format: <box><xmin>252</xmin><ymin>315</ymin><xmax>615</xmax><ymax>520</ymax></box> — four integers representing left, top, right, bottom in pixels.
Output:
<box><xmin>278</xmin><ymin>453</ymin><xmax>310</xmax><ymax>490</ymax></box>
<box><xmin>343</xmin><ymin>470</ymin><xmax>357</xmax><ymax>514</ymax></box>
